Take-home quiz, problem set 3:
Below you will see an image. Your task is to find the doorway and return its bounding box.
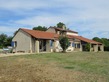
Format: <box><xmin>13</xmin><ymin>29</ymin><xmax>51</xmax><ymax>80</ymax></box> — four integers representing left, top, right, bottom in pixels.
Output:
<box><xmin>39</xmin><ymin>40</ymin><xmax>46</xmax><ymax>52</ymax></box>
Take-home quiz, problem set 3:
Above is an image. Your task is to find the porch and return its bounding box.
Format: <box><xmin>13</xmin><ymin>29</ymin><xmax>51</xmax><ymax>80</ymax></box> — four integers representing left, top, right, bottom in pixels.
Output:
<box><xmin>32</xmin><ymin>39</ymin><xmax>55</xmax><ymax>53</ymax></box>
<box><xmin>68</xmin><ymin>39</ymin><xmax>104</xmax><ymax>52</ymax></box>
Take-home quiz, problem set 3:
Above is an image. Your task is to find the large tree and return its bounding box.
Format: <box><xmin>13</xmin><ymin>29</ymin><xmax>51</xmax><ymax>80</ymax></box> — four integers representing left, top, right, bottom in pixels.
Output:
<box><xmin>0</xmin><ymin>33</ymin><xmax>7</xmax><ymax>48</ymax></box>
<box><xmin>57</xmin><ymin>22</ymin><xmax>66</xmax><ymax>29</ymax></box>
<box><xmin>6</xmin><ymin>36</ymin><xmax>13</xmax><ymax>46</ymax></box>
<box><xmin>0</xmin><ymin>33</ymin><xmax>13</xmax><ymax>48</ymax></box>
<box><xmin>33</xmin><ymin>26</ymin><xmax>47</xmax><ymax>31</ymax></box>
<box><xmin>93</xmin><ymin>37</ymin><xmax>103</xmax><ymax>43</ymax></box>
<box><xmin>59</xmin><ymin>36</ymin><xmax>70</xmax><ymax>52</ymax></box>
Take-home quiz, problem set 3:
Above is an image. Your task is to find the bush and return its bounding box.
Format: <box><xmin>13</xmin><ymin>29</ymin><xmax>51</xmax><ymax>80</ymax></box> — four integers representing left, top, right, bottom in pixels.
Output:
<box><xmin>84</xmin><ymin>43</ymin><xmax>90</xmax><ymax>51</ymax></box>
<box><xmin>59</xmin><ymin>36</ymin><xmax>70</xmax><ymax>52</ymax></box>
<box><xmin>104</xmin><ymin>46</ymin><xmax>109</xmax><ymax>51</ymax></box>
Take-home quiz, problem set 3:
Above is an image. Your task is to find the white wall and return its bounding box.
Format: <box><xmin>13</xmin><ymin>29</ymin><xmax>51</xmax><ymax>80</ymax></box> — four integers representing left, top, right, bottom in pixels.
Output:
<box><xmin>54</xmin><ymin>40</ymin><xmax>75</xmax><ymax>52</ymax></box>
<box><xmin>66</xmin><ymin>32</ymin><xmax>78</xmax><ymax>36</ymax></box>
<box><xmin>55</xmin><ymin>40</ymin><xmax>62</xmax><ymax>52</ymax></box>
<box><xmin>12</xmin><ymin>29</ymin><xmax>32</xmax><ymax>53</ymax></box>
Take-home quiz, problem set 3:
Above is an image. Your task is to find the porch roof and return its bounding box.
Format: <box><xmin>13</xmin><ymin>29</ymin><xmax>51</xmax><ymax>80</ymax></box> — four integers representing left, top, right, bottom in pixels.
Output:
<box><xmin>68</xmin><ymin>35</ymin><xmax>102</xmax><ymax>45</ymax></box>
<box><xmin>21</xmin><ymin>28</ymin><xmax>59</xmax><ymax>40</ymax></box>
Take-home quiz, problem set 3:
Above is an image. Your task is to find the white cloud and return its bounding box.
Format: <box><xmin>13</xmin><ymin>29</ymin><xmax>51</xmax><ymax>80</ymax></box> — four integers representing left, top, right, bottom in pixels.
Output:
<box><xmin>0</xmin><ymin>0</ymin><xmax>46</xmax><ymax>10</ymax></box>
<box><xmin>14</xmin><ymin>15</ymin><xmax>70</xmax><ymax>27</ymax></box>
<box><xmin>0</xmin><ymin>26</ymin><xmax>17</xmax><ymax>33</ymax></box>
<box><xmin>0</xmin><ymin>0</ymin><xmax>109</xmax><ymax>38</ymax></box>
<box><xmin>80</xmin><ymin>31</ymin><xmax>109</xmax><ymax>39</ymax></box>
<box><xmin>0</xmin><ymin>0</ymin><xmax>67</xmax><ymax>11</ymax></box>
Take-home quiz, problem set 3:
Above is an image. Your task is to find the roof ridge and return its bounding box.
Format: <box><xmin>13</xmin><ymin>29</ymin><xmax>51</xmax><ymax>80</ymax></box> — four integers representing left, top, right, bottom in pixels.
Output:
<box><xmin>21</xmin><ymin>28</ymin><xmax>58</xmax><ymax>35</ymax></box>
<box><xmin>20</xmin><ymin>28</ymin><xmax>59</xmax><ymax>39</ymax></box>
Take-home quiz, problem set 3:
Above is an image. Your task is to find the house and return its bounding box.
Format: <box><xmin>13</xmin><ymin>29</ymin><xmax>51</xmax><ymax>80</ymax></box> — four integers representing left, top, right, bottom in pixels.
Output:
<box><xmin>12</xmin><ymin>27</ymin><xmax>104</xmax><ymax>53</ymax></box>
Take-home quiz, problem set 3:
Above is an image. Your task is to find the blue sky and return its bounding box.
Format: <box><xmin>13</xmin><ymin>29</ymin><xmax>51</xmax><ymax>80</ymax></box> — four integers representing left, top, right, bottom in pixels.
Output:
<box><xmin>0</xmin><ymin>0</ymin><xmax>109</xmax><ymax>39</ymax></box>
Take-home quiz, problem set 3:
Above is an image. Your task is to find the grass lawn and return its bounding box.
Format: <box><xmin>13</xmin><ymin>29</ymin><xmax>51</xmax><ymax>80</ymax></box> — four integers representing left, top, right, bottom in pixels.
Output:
<box><xmin>0</xmin><ymin>52</ymin><xmax>109</xmax><ymax>82</ymax></box>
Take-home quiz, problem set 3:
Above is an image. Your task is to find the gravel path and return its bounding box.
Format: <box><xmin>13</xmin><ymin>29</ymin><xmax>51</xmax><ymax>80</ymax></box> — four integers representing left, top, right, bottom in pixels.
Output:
<box><xmin>0</xmin><ymin>53</ymin><xmax>32</xmax><ymax>57</ymax></box>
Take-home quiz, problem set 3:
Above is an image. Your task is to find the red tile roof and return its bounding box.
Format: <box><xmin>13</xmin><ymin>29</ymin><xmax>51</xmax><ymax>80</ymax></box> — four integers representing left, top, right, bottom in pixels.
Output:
<box><xmin>68</xmin><ymin>35</ymin><xmax>102</xmax><ymax>44</ymax></box>
<box><xmin>21</xmin><ymin>28</ymin><xmax>59</xmax><ymax>39</ymax></box>
<box><xmin>20</xmin><ymin>28</ymin><xmax>102</xmax><ymax>44</ymax></box>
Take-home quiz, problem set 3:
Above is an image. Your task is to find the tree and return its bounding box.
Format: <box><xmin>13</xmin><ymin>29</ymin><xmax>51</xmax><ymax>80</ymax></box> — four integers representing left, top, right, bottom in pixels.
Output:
<box><xmin>93</xmin><ymin>37</ymin><xmax>103</xmax><ymax>43</ymax></box>
<box><xmin>0</xmin><ymin>33</ymin><xmax>13</xmax><ymax>48</ymax></box>
<box><xmin>6</xmin><ymin>36</ymin><xmax>13</xmax><ymax>46</ymax></box>
<box><xmin>0</xmin><ymin>34</ymin><xmax>8</xmax><ymax>48</ymax></box>
<box><xmin>101</xmin><ymin>38</ymin><xmax>109</xmax><ymax>47</ymax></box>
<box><xmin>57</xmin><ymin>22</ymin><xmax>66</xmax><ymax>29</ymax></box>
<box><xmin>33</xmin><ymin>26</ymin><xmax>47</xmax><ymax>31</ymax></box>
<box><xmin>84</xmin><ymin>43</ymin><xmax>90</xmax><ymax>51</ymax></box>
<box><xmin>59</xmin><ymin>36</ymin><xmax>70</xmax><ymax>52</ymax></box>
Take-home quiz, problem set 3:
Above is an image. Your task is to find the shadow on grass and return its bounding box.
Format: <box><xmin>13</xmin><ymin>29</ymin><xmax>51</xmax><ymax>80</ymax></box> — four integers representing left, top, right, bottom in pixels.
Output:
<box><xmin>64</xmin><ymin>66</ymin><xmax>75</xmax><ymax>69</ymax></box>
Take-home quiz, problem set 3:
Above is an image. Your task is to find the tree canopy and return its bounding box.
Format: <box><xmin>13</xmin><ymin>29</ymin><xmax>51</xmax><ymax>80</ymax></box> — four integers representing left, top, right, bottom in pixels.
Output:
<box><xmin>0</xmin><ymin>33</ymin><xmax>12</xmax><ymax>48</ymax></box>
<box><xmin>93</xmin><ymin>37</ymin><xmax>103</xmax><ymax>43</ymax></box>
<box><xmin>33</xmin><ymin>26</ymin><xmax>47</xmax><ymax>31</ymax></box>
<box><xmin>57</xmin><ymin>22</ymin><xmax>66</xmax><ymax>29</ymax></box>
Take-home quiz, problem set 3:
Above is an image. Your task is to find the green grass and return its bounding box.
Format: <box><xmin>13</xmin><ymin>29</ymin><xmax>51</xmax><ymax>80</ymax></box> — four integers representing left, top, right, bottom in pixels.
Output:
<box><xmin>0</xmin><ymin>52</ymin><xmax>109</xmax><ymax>82</ymax></box>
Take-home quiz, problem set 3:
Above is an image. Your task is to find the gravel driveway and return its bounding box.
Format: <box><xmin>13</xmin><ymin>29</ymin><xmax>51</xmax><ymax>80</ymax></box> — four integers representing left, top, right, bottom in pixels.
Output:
<box><xmin>0</xmin><ymin>53</ymin><xmax>32</xmax><ymax>57</ymax></box>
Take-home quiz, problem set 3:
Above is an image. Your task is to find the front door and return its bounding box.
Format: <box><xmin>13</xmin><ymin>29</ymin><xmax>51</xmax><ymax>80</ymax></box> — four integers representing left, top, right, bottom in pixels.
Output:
<box><xmin>43</xmin><ymin>40</ymin><xmax>46</xmax><ymax>51</ymax></box>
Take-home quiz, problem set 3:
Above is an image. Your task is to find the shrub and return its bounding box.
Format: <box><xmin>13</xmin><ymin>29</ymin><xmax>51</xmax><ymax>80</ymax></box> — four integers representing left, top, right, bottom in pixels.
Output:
<box><xmin>84</xmin><ymin>43</ymin><xmax>90</xmax><ymax>51</ymax></box>
<box><xmin>59</xmin><ymin>36</ymin><xmax>70</xmax><ymax>52</ymax></box>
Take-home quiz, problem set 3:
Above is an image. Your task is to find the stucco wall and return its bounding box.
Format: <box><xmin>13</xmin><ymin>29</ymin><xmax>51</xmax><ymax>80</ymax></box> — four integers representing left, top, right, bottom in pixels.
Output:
<box><xmin>54</xmin><ymin>40</ymin><xmax>62</xmax><ymax>52</ymax></box>
<box><xmin>66</xmin><ymin>32</ymin><xmax>78</xmax><ymax>36</ymax></box>
<box><xmin>12</xmin><ymin>30</ymin><xmax>32</xmax><ymax>53</ymax></box>
<box><xmin>54</xmin><ymin>40</ymin><xmax>75</xmax><ymax>52</ymax></box>
<box><xmin>31</xmin><ymin>38</ymin><xmax>35</xmax><ymax>53</ymax></box>
<box><xmin>46</xmin><ymin>40</ymin><xmax>51</xmax><ymax>52</ymax></box>
<box><xmin>46</xmin><ymin>28</ymin><xmax>56</xmax><ymax>33</ymax></box>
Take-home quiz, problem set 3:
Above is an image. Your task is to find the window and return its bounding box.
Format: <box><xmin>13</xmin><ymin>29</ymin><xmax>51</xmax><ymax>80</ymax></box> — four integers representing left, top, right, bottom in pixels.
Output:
<box><xmin>75</xmin><ymin>44</ymin><xmax>76</xmax><ymax>48</ymax></box>
<box><xmin>74</xmin><ymin>43</ymin><xmax>80</xmax><ymax>48</ymax></box>
<box><xmin>72</xmin><ymin>43</ymin><xmax>75</xmax><ymax>47</ymax></box>
<box><xmin>77</xmin><ymin>44</ymin><xmax>80</xmax><ymax>48</ymax></box>
<box><xmin>11</xmin><ymin>41</ymin><xmax>14</xmax><ymax>47</ymax></box>
<box><xmin>15</xmin><ymin>41</ymin><xmax>17</xmax><ymax>47</ymax></box>
<box><xmin>50</xmin><ymin>40</ymin><xmax>53</xmax><ymax>47</ymax></box>
<box><xmin>69</xmin><ymin>42</ymin><xmax>71</xmax><ymax>46</ymax></box>
<box><xmin>12</xmin><ymin>41</ymin><xmax>17</xmax><ymax>47</ymax></box>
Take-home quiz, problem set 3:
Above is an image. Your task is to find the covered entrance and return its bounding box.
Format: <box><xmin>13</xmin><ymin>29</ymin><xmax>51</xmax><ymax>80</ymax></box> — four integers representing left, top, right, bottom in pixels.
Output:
<box><xmin>39</xmin><ymin>39</ymin><xmax>46</xmax><ymax>52</ymax></box>
<box><xmin>34</xmin><ymin>39</ymin><xmax>54</xmax><ymax>53</ymax></box>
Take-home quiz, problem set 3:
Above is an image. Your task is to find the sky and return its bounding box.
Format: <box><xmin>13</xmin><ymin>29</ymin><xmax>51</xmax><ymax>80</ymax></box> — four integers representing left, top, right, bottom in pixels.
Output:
<box><xmin>0</xmin><ymin>0</ymin><xmax>109</xmax><ymax>39</ymax></box>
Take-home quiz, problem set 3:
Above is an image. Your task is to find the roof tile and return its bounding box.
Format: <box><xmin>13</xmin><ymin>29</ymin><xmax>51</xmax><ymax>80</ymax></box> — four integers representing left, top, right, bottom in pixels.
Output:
<box><xmin>20</xmin><ymin>28</ymin><xmax>102</xmax><ymax>44</ymax></box>
<box><xmin>21</xmin><ymin>28</ymin><xmax>59</xmax><ymax>39</ymax></box>
<box><xmin>68</xmin><ymin>35</ymin><xmax>102</xmax><ymax>44</ymax></box>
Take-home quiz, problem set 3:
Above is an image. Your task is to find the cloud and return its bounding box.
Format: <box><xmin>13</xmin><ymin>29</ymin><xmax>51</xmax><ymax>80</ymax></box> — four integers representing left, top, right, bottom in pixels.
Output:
<box><xmin>0</xmin><ymin>0</ymin><xmax>68</xmax><ymax>11</ymax></box>
<box><xmin>0</xmin><ymin>26</ymin><xmax>17</xmax><ymax>36</ymax></box>
<box><xmin>0</xmin><ymin>0</ymin><xmax>46</xmax><ymax>10</ymax></box>
<box><xmin>14</xmin><ymin>14</ymin><xmax>70</xmax><ymax>27</ymax></box>
<box><xmin>0</xmin><ymin>0</ymin><xmax>109</xmax><ymax>38</ymax></box>
<box><xmin>79</xmin><ymin>31</ymin><xmax>109</xmax><ymax>39</ymax></box>
<box><xmin>0</xmin><ymin>26</ymin><xmax>17</xmax><ymax>33</ymax></box>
